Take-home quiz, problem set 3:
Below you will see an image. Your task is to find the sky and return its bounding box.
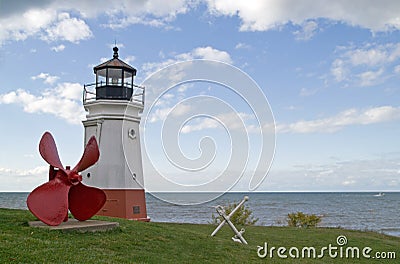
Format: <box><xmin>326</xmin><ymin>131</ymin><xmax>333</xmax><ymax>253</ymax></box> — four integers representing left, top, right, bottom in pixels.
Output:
<box><xmin>0</xmin><ymin>0</ymin><xmax>399</xmax><ymax>192</ymax></box>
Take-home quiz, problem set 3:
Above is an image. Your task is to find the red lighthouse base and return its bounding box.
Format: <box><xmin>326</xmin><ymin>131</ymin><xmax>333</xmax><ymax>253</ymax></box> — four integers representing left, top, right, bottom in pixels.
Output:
<box><xmin>97</xmin><ymin>189</ymin><xmax>150</xmax><ymax>221</ymax></box>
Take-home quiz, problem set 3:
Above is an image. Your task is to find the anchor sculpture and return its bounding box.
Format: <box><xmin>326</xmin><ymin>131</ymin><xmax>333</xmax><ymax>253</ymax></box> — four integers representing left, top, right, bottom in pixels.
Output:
<box><xmin>211</xmin><ymin>196</ymin><xmax>249</xmax><ymax>244</ymax></box>
<box><xmin>27</xmin><ymin>132</ymin><xmax>106</xmax><ymax>226</ymax></box>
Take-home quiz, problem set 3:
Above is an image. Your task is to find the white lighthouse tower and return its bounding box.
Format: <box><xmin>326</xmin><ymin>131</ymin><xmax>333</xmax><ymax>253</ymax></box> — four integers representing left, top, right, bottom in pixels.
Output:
<box><xmin>82</xmin><ymin>47</ymin><xmax>149</xmax><ymax>221</ymax></box>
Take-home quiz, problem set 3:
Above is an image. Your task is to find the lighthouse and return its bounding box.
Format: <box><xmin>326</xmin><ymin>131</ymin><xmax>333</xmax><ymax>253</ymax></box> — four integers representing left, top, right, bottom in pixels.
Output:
<box><xmin>82</xmin><ymin>47</ymin><xmax>149</xmax><ymax>221</ymax></box>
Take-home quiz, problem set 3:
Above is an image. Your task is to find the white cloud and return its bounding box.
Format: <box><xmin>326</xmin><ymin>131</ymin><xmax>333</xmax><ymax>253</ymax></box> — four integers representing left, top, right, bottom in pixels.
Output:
<box><xmin>2</xmin><ymin>0</ymin><xmax>400</xmax><ymax>46</ymax></box>
<box><xmin>31</xmin><ymin>72</ymin><xmax>59</xmax><ymax>85</ymax></box>
<box><xmin>278</xmin><ymin>105</ymin><xmax>400</xmax><ymax>133</ymax></box>
<box><xmin>357</xmin><ymin>68</ymin><xmax>385</xmax><ymax>87</ymax></box>
<box><xmin>299</xmin><ymin>87</ymin><xmax>319</xmax><ymax>97</ymax></box>
<box><xmin>149</xmin><ymin>103</ymin><xmax>192</xmax><ymax>123</ymax></box>
<box><xmin>123</xmin><ymin>55</ymin><xmax>136</xmax><ymax>65</ymax></box>
<box><xmin>52</xmin><ymin>82</ymin><xmax>83</xmax><ymax>100</ymax></box>
<box><xmin>142</xmin><ymin>46</ymin><xmax>233</xmax><ymax>75</ymax></box>
<box><xmin>293</xmin><ymin>20</ymin><xmax>319</xmax><ymax>40</ymax></box>
<box><xmin>331</xmin><ymin>43</ymin><xmax>400</xmax><ymax>86</ymax></box>
<box><xmin>43</xmin><ymin>12</ymin><xmax>92</xmax><ymax>43</ymax></box>
<box><xmin>394</xmin><ymin>65</ymin><xmax>400</xmax><ymax>74</ymax></box>
<box><xmin>141</xmin><ymin>58</ymin><xmax>179</xmax><ymax>77</ymax></box>
<box><xmin>181</xmin><ymin>117</ymin><xmax>219</xmax><ymax>133</ymax></box>
<box><xmin>0</xmin><ymin>82</ymin><xmax>85</xmax><ymax>124</ymax></box>
<box><xmin>263</xmin><ymin>150</ymin><xmax>400</xmax><ymax>191</ymax></box>
<box><xmin>0</xmin><ymin>8</ymin><xmax>55</xmax><ymax>44</ymax></box>
<box><xmin>149</xmin><ymin>107</ymin><xmax>172</xmax><ymax>123</ymax></box>
<box><xmin>206</xmin><ymin>0</ymin><xmax>400</xmax><ymax>32</ymax></box>
<box><xmin>0</xmin><ymin>6</ymin><xmax>92</xmax><ymax>45</ymax></box>
<box><xmin>171</xmin><ymin>103</ymin><xmax>192</xmax><ymax>117</ymax></box>
<box><xmin>194</xmin><ymin>46</ymin><xmax>232</xmax><ymax>63</ymax></box>
<box><xmin>0</xmin><ymin>166</ymin><xmax>48</xmax><ymax>177</ymax></box>
<box><xmin>349</xmin><ymin>47</ymin><xmax>389</xmax><ymax>66</ymax></box>
<box><xmin>98</xmin><ymin>0</ymin><xmax>191</xmax><ymax>29</ymax></box>
<box><xmin>51</xmin><ymin>44</ymin><xmax>65</xmax><ymax>52</ymax></box>
<box><xmin>284</xmin><ymin>105</ymin><xmax>299</xmax><ymax>111</ymax></box>
<box><xmin>181</xmin><ymin>112</ymin><xmax>254</xmax><ymax>133</ymax></box>
<box><xmin>331</xmin><ymin>59</ymin><xmax>347</xmax><ymax>82</ymax></box>
<box><xmin>0</xmin><ymin>166</ymin><xmax>48</xmax><ymax>192</ymax></box>
<box><xmin>342</xmin><ymin>179</ymin><xmax>356</xmax><ymax>186</ymax></box>
<box><xmin>235</xmin><ymin>42</ymin><xmax>251</xmax><ymax>49</ymax></box>
<box><xmin>350</xmin><ymin>43</ymin><xmax>400</xmax><ymax>66</ymax></box>
<box><xmin>176</xmin><ymin>46</ymin><xmax>233</xmax><ymax>63</ymax></box>
<box><xmin>27</xmin><ymin>0</ymin><xmax>189</xmax><ymax>30</ymax></box>
<box><xmin>269</xmin><ymin>156</ymin><xmax>400</xmax><ymax>191</ymax></box>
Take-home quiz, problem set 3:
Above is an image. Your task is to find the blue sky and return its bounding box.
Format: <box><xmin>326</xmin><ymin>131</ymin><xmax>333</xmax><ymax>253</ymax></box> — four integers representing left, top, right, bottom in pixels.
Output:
<box><xmin>0</xmin><ymin>0</ymin><xmax>399</xmax><ymax>192</ymax></box>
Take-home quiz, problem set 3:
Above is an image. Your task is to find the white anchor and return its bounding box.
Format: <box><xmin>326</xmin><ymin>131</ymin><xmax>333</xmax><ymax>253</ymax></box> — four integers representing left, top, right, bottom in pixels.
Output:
<box><xmin>210</xmin><ymin>196</ymin><xmax>249</xmax><ymax>245</ymax></box>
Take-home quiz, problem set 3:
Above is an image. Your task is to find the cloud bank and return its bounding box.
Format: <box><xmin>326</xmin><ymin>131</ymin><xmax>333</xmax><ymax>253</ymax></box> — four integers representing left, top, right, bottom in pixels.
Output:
<box><xmin>0</xmin><ymin>82</ymin><xmax>85</xmax><ymax>124</ymax></box>
<box><xmin>2</xmin><ymin>1</ymin><xmax>400</xmax><ymax>45</ymax></box>
<box><xmin>277</xmin><ymin>106</ymin><xmax>400</xmax><ymax>133</ymax></box>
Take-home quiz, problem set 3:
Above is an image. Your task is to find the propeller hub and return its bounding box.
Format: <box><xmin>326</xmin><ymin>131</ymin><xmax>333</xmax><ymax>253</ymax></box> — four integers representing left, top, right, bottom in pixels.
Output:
<box><xmin>67</xmin><ymin>171</ymin><xmax>82</xmax><ymax>185</ymax></box>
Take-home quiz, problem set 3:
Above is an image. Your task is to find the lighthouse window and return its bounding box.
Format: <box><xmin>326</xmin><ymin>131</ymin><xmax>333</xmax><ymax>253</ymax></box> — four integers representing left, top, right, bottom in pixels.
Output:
<box><xmin>133</xmin><ymin>206</ymin><xmax>140</xmax><ymax>214</ymax></box>
<box><xmin>107</xmin><ymin>68</ymin><xmax>122</xmax><ymax>85</ymax></box>
<box><xmin>128</xmin><ymin>128</ymin><xmax>136</xmax><ymax>139</ymax></box>
<box><xmin>124</xmin><ymin>71</ymin><xmax>133</xmax><ymax>88</ymax></box>
<box><xmin>96</xmin><ymin>69</ymin><xmax>106</xmax><ymax>87</ymax></box>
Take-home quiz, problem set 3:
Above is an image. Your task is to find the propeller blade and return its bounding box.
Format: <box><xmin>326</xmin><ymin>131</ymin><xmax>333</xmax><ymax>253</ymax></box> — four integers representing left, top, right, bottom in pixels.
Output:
<box><xmin>27</xmin><ymin>176</ymin><xmax>71</xmax><ymax>226</ymax></box>
<box><xmin>39</xmin><ymin>132</ymin><xmax>65</xmax><ymax>171</ymax></box>
<box><xmin>68</xmin><ymin>182</ymin><xmax>106</xmax><ymax>221</ymax></box>
<box><xmin>72</xmin><ymin>136</ymin><xmax>99</xmax><ymax>173</ymax></box>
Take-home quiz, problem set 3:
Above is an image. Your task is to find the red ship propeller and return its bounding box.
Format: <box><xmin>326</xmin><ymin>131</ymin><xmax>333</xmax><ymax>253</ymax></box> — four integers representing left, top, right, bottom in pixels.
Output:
<box><xmin>27</xmin><ymin>132</ymin><xmax>106</xmax><ymax>226</ymax></box>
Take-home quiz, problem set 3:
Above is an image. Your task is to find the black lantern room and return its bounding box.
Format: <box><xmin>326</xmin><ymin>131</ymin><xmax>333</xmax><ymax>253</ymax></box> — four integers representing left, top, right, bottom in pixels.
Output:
<box><xmin>93</xmin><ymin>47</ymin><xmax>137</xmax><ymax>100</ymax></box>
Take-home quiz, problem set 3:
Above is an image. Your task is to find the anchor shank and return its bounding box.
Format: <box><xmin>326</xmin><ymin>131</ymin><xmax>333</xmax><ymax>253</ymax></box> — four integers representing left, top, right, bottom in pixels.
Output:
<box><xmin>211</xmin><ymin>196</ymin><xmax>248</xmax><ymax>237</ymax></box>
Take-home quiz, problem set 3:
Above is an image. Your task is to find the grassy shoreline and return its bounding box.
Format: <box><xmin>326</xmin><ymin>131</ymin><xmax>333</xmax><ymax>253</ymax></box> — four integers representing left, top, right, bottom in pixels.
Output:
<box><xmin>0</xmin><ymin>208</ymin><xmax>398</xmax><ymax>263</ymax></box>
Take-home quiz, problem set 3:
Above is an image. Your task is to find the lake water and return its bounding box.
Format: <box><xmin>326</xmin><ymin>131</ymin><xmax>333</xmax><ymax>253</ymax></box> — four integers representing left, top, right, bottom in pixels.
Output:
<box><xmin>1</xmin><ymin>192</ymin><xmax>399</xmax><ymax>237</ymax></box>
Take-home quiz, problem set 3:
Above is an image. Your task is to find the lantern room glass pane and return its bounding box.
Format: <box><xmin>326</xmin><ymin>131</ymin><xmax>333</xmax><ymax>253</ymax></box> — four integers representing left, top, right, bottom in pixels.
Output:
<box><xmin>107</xmin><ymin>68</ymin><xmax>122</xmax><ymax>85</ymax></box>
<box><xmin>96</xmin><ymin>69</ymin><xmax>106</xmax><ymax>86</ymax></box>
<box><xmin>124</xmin><ymin>71</ymin><xmax>133</xmax><ymax>88</ymax></box>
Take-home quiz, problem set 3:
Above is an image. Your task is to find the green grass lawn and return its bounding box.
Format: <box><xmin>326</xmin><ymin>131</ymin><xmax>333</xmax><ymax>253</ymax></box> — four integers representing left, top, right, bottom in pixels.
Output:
<box><xmin>0</xmin><ymin>208</ymin><xmax>398</xmax><ymax>263</ymax></box>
